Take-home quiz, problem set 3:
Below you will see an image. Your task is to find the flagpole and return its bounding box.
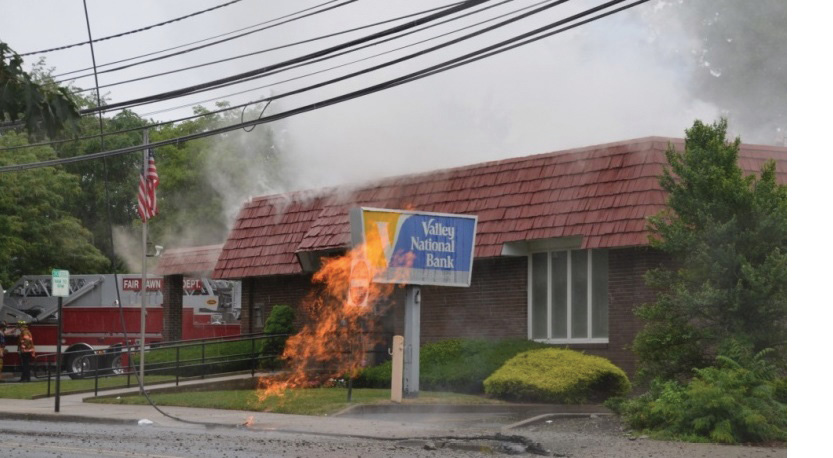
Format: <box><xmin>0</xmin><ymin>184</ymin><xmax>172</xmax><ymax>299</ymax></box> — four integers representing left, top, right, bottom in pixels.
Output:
<box><xmin>140</xmin><ymin>129</ymin><xmax>148</xmax><ymax>386</ymax></box>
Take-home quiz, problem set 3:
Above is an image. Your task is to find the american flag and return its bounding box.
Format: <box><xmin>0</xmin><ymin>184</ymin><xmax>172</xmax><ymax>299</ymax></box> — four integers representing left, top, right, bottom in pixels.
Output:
<box><xmin>137</xmin><ymin>151</ymin><xmax>159</xmax><ymax>222</ymax></box>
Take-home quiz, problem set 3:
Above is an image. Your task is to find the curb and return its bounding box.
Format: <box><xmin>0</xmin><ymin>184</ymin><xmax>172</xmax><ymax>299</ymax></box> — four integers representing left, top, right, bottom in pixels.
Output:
<box><xmin>334</xmin><ymin>402</ymin><xmax>611</xmax><ymax>417</ymax></box>
<box><xmin>1</xmin><ymin>411</ymin><xmax>138</xmax><ymax>426</ymax></box>
<box><xmin>502</xmin><ymin>412</ymin><xmax>613</xmax><ymax>430</ymax></box>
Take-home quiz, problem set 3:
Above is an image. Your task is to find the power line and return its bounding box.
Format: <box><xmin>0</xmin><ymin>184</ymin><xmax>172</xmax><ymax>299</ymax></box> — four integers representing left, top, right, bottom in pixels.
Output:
<box><xmin>82</xmin><ymin>0</ymin><xmax>117</xmax><ymax>273</ymax></box>
<box><xmin>0</xmin><ymin>0</ymin><xmax>546</xmax><ymax>152</ymax></box>
<box><xmin>77</xmin><ymin>0</ymin><xmax>490</xmax><ymax>114</ymax></box>
<box><xmin>0</xmin><ymin>0</ymin><xmax>357</xmax><ymax>133</ymax></box>
<box><xmin>19</xmin><ymin>0</ymin><xmax>245</xmax><ymax>57</ymax></box>
<box><xmin>138</xmin><ymin>0</ymin><xmax>529</xmax><ymax>118</ymax></box>
<box><xmin>0</xmin><ymin>0</ymin><xmax>649</xmax><ymax>174</ymax></box>
<box><xmin>69</xmin><ymin>1</ymin><xmax>468</xmax><ymax>94</ymax></box>
<box><xmin>111</xmin><ymin>0</ymin><xmax>557</xmax><ymax>116</ymax></box>
<box><xmin>239</xmin><ymin>0</ymin><xmax>549</xmax><ymax>129</ymax></box>
<box><xmin>73</xmin><ymin>0</ymin><xmax>505</xmax><ymax>115</ymax></box>
<box><xmin>51</xmin><ymin>0</ymin><xmax>344</xmax><ymax>79</ymax></box>
<box><xmin>55</xmin><ymin>0</ymin><xmax>358</xmax><ymax>86</ymax></box>
<box><xmin>0</xmin><ymin>0</ymin><xmax>540</xmax><ymax>152</ymax></box>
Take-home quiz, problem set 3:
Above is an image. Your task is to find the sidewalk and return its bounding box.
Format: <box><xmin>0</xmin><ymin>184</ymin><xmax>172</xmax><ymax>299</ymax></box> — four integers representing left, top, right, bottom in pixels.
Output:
<box><xmin>0</xmin><ymin>374</ymin><xmax>608</xmax><ymax>439</ymax></box>
<box><xmin>0</xmin><ymin>375</ymin><xmax>495</xmax><ymax>439</ymax></box>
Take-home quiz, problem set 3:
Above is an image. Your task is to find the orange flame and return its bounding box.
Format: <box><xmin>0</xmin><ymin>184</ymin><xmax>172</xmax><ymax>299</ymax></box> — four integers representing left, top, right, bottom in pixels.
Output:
<box><xmin>257</xmin><ymin>239</ymin><xmax>413</xmax><ymax>401</ymax></box>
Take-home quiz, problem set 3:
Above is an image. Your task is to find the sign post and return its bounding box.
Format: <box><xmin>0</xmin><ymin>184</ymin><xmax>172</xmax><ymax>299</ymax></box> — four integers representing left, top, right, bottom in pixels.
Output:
<box><xmin>403</xmin><ymin>285</ymin><xmax>421</xmax><ymax>396</ymax></box>
<box><xmin>350</xmin><ymin>208</ymin><xmax>477</xmax><ymax>398</ymax></box>
<box><xmin>51</xmin><ymin>269</ymin><xmax>69</xmax><ymax>413</ymax></box>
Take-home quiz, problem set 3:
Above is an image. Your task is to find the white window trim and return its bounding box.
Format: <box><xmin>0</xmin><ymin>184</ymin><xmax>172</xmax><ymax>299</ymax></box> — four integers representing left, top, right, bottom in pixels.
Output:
<box><xmin>527</xmin><ymin>249</ymin><xmax>609</xmax><ymax>344</ymax></box>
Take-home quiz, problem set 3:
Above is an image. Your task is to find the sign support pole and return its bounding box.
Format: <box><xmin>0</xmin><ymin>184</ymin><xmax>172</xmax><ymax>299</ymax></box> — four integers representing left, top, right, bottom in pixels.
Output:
<box><xmin>403</xmin><ymin>285</ymin><xmax>420</xmax><ymax>397</ymax></box>
<box><xmin>139</xmin><ymin>129</ymin><xmax>149</xmax><ymax>387</ymax></box>
<box><xmin>55</xmin><ymin>296</ymin><xmax>62</xmax><ymax>412</ymax></box>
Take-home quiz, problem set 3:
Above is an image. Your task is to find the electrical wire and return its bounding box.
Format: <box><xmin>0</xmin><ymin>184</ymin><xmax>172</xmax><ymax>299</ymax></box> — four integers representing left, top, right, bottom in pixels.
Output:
<box><xmin>54</xmin><ymin>0</ymin><xmax>359</xmax><ymax>86</ymax></box>
<box><xmin>81</xmin><ymin>0</ymin><xmax>118</xmax><ymax>275</ymax></box>
<box><xmin>0</xmin><ymin>0</ymin><xmax>352</xmax><ymax>133</ymax></box>
<box><xmin>69</xmin><ymin>1</ymin><xmax>468</xmax><ymax>94</ymax></box>
<box><xmin>110</xmin><ymin>0</ymin><xmax>565</xmax><ymax>117</ymax></box>
<box><xmin>0</xmin><ymin>0</ymin><xmax>650</xmax><ymax>174</ymax></box>
<box><xmin>77</xmin><ymin>0</ymin><xmax>489</xmax><ymax>114</ymax></box>
<box><xmin>19</xmin><ymin>0</ymin><xmax>245</xmax><ymax>57</ymax></box>
<box><xmin>51</xmin><ymin>0</ymin><xmax>344</xmax><ymax>79</ymax></box>
<box><xmin>0</xmin><ymin>0</ymin><xmax>537</xmax><ymax>152</ymax></box>
<box><xmin>71</xmin><ymin>0</ymin><xmax>509</xmax><ymax>116</ymax></box>
<box><xmin>239</xmin><ymin>0</ymin><xmax>546</xmax><ymax>130</ymax></box>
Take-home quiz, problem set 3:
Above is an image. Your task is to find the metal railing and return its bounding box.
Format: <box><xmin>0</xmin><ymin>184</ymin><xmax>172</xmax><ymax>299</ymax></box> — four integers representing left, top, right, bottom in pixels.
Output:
<box><xmin>27</xmin><ymin>332</ymin><xmax>291</xmax><ymax>398</ymax></box>
<box><xmin>17</xmin><ymin>331</ymin><xmax>391</xmax><ymax>402</ymax></box>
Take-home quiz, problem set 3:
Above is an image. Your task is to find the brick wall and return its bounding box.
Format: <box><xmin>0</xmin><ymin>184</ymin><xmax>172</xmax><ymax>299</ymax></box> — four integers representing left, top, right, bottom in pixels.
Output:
<box><xmin>237</xmin><ymin>247</ymin><xmax>671</xmax><ymax>377</ymax></box>
<box><xmin>240</xmin><ymin>275</ymin><xmax>313</xmax><ymax>334</ymax></box>
<box><xmin>398</xmin><ymin>248</ymin><xmax>670</xmax><ymax>377</ymax></box>
<box><xmin>590</xmin><ymin>247</ymin><xmax>671</xmax><ymax>376</ymax></box>
<box><xmin>414</xmin><ymin>257</ymin><xmax>528</xmax><ymax>341</ymax></box>
<box><xmin>162</xmin><ymin>274</ymin><xmax>183</xmax><ymax>342</ymax></box>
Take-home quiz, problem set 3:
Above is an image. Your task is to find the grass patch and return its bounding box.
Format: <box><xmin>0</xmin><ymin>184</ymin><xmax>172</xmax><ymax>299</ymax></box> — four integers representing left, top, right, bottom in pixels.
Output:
<box><xmin>138</xmin><ymin>339</ymin><xmax>260</xmax><ymax>376</ymax></box>
<box><xmin>86</xmin><ymin>388</ymin><xmax>503</xmax><ymax>416</ymax></box>
<box><xmin>0</xmin><ymin>375</ymin><xmax>175</xmax><ymax>399</ymax></box>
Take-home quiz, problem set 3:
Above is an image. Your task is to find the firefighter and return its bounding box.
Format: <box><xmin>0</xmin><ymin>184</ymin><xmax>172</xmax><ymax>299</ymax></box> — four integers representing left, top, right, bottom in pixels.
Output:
<box><xmin>17</xmin><ymin>321</ymin><xmax>35</xmax><ymax>382</ymax></box>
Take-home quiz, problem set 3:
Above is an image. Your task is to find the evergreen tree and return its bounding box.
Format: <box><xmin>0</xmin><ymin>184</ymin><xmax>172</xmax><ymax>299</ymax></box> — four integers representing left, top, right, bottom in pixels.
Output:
<box><xmin>633</xmin><ymin>119</ymin><xmax>787</xmax><ymax>381</ymax></box>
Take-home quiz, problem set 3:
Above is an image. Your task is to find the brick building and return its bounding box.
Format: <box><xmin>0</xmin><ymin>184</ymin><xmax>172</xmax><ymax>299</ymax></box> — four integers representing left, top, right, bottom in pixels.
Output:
<box><xmin>211</xmin><ymin>137</ymin><xmax>787</xmax><ymax>375</ymax></box>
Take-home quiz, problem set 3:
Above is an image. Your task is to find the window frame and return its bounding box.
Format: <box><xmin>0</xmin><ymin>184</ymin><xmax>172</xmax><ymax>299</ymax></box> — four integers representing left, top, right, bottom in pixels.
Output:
<box><xmin>527</xmin><ymin>249</ymin><xmax>609</xmax><ymax>344</ymax></box>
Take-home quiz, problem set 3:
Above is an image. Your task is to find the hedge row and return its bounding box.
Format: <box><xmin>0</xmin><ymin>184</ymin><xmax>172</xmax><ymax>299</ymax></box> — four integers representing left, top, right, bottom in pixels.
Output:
<box><xmin>356</xmin><ymin>338</ymin><xmax>631</xmax><ymax>404</ymax></box>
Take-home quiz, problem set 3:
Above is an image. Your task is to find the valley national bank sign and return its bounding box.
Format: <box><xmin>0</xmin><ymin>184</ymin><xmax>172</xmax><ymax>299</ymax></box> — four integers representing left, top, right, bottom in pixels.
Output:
<box><xmin>349</xmin><ymin>207</ymin><xmax>477</xmax><ymax>287</ymax></box>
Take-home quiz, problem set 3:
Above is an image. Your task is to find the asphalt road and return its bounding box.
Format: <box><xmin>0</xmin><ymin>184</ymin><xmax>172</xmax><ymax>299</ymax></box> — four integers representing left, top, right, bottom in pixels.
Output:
<box><xmin>0</xmin><ymin>418</ymin><xmax>480</xmax><ymax>458</ymax></box>
<box><xmin>0</xmin><ymin>414</ymin><xmax>788</xmax><ymax>458</ymax></box>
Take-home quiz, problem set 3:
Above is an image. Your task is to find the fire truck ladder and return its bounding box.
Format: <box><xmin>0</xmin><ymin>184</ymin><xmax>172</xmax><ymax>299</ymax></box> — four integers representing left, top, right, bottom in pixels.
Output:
<box><xmin>31</xmin><ymin>276</ymin><xmax>105</xmax><ymax>323</ymax></box>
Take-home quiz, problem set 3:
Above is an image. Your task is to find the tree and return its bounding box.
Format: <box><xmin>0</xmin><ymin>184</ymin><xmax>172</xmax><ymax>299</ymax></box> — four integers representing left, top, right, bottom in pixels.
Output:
<box><xmin>0</xmin><ymin>42</ymin><xmax>80</xmax><ymax>138</ymax></box>
<box><xmin>149</xmin><ymin>103</ymin><xmax>286</xmax><ymax>248</ymax></box>
<box><xmin>0</xmin><ymin>132</ymin><xmax>109</xmax><ymax>285</ymax></box>
<box><xmin>632</xmin><ymin>119</ymin><xmax>786</xmax><ymax>381</ymax></box>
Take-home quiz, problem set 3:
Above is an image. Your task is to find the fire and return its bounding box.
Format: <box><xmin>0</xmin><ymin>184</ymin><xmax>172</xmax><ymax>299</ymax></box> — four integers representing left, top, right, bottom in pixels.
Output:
<box><xmin>256</xmin><ymin>239</ymin><xmax>413</xmax><ymax>401</ymax></box>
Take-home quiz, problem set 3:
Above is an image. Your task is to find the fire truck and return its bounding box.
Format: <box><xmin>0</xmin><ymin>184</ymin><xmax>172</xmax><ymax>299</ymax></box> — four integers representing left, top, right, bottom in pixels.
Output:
<box><xmin>0</xmin><ymin>274</ymin><xmax>241</xmax><ymax>378</ymax></box>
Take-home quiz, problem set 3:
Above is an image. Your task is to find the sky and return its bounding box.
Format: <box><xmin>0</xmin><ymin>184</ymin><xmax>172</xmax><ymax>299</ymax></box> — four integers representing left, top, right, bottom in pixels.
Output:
<box><xmin>0</xmin><ymin>0</ymin><xmax>784</xmax><ymax>192</ymax></box>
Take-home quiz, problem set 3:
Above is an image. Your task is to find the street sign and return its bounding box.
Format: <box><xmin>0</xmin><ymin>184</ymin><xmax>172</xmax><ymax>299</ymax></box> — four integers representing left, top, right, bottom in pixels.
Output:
<box><xmin>350</xmin><ymin>207</ymin><xmax>477</xmax><ymax>287</ymax></box>
<box><xmin>51</xmin><ymin>269</ymin><xmax>69</xmax><ymax>297</ymax></box>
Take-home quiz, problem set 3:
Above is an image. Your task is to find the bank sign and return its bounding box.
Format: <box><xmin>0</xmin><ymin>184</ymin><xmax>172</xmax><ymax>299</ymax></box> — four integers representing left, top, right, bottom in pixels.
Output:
<box><xmin>349</xmin><ymin>207</ymin><xmax>477</xmax><ymax>287</ymax></box>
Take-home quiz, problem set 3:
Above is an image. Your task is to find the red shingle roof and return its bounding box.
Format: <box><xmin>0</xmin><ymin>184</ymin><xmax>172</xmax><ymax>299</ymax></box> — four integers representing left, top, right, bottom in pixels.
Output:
<box><xmin>154</xmin><ymin>244</ymin><xmax>224</xmax><ymax>276</ymax></box>
<box><xmin>213</xmin><ymin>137</ymin><xmax>787</xmax><ymax>279</ymax></box>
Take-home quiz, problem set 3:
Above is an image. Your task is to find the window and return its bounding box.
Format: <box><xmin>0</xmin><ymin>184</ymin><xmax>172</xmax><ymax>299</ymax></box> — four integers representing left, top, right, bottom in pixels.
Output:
<box><xmin>528</xmin><ymin>249</ymin><xmax>608</xmax><ymax>343</ymax></box>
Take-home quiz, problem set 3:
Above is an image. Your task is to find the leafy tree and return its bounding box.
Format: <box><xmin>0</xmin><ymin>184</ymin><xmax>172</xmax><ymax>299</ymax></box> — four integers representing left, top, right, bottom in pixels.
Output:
<box><xmin>633</xmin><ymin>119</ymin><xmax>786</xmax><ymax>381</ymax></box>
<box><xmin>2</xmin><ymin>55</ymin><xmax>286</xmax><ymax>277</ymax></box>
<box><xmin>0</xmin><ymin>42</ymin><xmax>80</xmax><ymax>138</ymax></box>
<box><xmin>150</xmin><ymin>103</ymin><xmax>286</xmax><ymax>248</ymax></box>
<box><xmin>0</xmin><ymin>132</ymin><xmax>109</xmax><ymax>285</ymax></box>
<box><xmin>53</xmin><ymin>107</ymin><xmax>150</xmax><ymax>263</ymax></box>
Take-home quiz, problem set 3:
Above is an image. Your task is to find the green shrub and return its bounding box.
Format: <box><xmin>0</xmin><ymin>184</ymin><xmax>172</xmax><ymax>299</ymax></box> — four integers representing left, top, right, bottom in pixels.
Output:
<box><xmin>354</xmin><ymin>338</ymin><xmax>547</xmax><ymax>393</ymax></box>
<box><xmin>613</xmin><ymin>348</ymin><xmax>786</xmax><ymax>444</ymax></box>
<box><xmin>259</xmin><ymin>305</ymin><xmax>295</xmax><ymax>369</ymax></box>
<box><xmin>484</xmin><ymin>348</ymin><xmax>631</xmax><ymax>403</ymax></box>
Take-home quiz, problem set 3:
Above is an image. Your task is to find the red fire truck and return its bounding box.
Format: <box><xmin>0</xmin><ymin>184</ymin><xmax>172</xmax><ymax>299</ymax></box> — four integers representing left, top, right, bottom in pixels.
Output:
<box><xmin>1</xmin><ymin>274</ymin><xmax>241</xmax><ymax>378</ymax></box>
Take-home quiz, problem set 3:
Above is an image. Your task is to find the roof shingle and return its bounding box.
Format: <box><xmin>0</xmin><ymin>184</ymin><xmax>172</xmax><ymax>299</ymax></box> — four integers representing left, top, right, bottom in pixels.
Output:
<box><xmin>213</xmin><ymin>137</ymin><xmax>787</xmax><ymax>279</ymax></box>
